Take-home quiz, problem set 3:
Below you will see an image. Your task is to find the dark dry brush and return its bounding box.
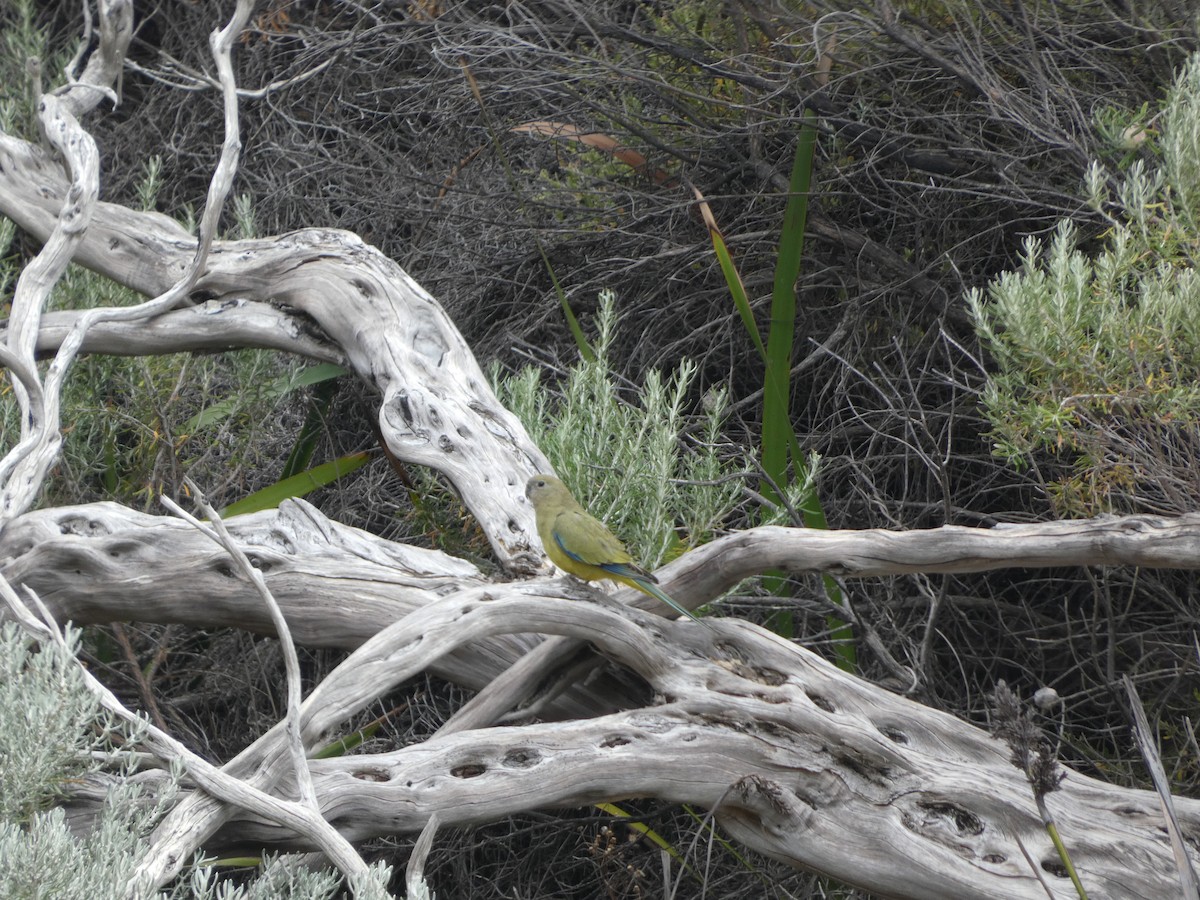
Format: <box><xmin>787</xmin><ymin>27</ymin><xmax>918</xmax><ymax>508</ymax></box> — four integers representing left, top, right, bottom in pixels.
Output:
<box><xmin>13</xmin><ymin>0</ymin><xmax>1200</xmax><ymax>896</ymax></box>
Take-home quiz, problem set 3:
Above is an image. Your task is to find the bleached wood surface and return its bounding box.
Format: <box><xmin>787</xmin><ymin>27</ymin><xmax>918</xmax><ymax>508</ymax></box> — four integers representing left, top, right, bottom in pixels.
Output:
<box><xmin>12</xmin><ymin>499</ymin><xmax>1200</xmax><ymax>895</ymax></box>
<box><xmin>26</xmin><ymin>300</ymin><xmax>344</xmax><ymax>361</ymax></box>
<box><xmin>7</xmin><ymin>499</ymin><xmax>1200</xmax><ymax>650</ymax></box>
<box><xmin>63</xmin><ymin>595</ymin><xmax>1200</xmax><ymax>899</ymax></box>
<box><xmin>0</xmin><ymin>130</ymin><xmax>549</xmax><ymax>567</ymax></box>
<box><xmin>8</xmin><ymin>502</ymin><xmax>1200</xmax><ymax>895</ymax></box>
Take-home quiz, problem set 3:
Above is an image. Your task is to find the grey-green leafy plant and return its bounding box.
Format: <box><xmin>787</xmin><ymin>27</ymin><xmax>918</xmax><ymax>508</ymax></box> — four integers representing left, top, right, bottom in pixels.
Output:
<box><xmin>0</xmin><ymin>623</ymin><xmax>394</xmax><ymax>899</ymax></box>
<box><xmin>0</xmin><ymin>622</ymin><xmax>164</xmax><ymax>899</ymax></box>
<box><xmin>184</xmin><ymin>855</ymin><xmax>343</xmax><ymax>900</ymax></box>
<box><xmin>495</xmin><ymin>290</ymin><xmax>743</xmax><ymax>570</ymax></box>
<box><xmin>969</xmin><ymin>52</ymin><xmax>1200</xmax><ymax>515</ymax></box>
<box><xmin>0</xmin><ymin>0</ymin><xmax>68</xmax><ymax>137</ymax></box>
<box><xmin>0</xmin><ymin>623</ymin><xmax>143</xmax><ymax>823</ymax></box>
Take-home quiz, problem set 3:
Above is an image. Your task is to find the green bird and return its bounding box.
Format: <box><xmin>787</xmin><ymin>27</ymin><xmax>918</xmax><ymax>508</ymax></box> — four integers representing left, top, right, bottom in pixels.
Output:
<box><xmin>525</xmin><ymin>473</ymin><xmax>702</xmax><ymax>623</ymax></box>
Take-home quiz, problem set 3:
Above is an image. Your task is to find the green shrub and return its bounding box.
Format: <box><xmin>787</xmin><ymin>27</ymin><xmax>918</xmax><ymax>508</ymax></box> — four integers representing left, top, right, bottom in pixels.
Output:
<box><xmin>495</xmin><ymin>290</ymin><xmax>746</xmax><ymax>568</ymax></box>
<box><xmin>969</xmin><ymin>53</ymin><xmax>1200</xmax><ymax>515</ymax></box>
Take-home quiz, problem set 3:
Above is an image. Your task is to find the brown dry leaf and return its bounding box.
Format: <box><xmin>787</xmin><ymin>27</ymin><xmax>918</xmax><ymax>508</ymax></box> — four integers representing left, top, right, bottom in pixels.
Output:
<box><xmin>512</xmin><ymin>120</ymin><xmax>673</xmax><ymax>185</ymax></box>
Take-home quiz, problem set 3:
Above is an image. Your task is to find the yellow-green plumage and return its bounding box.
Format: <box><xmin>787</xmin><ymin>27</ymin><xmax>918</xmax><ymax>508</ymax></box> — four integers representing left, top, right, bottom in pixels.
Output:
<box><xmin>524</xmin><ymin>473</ymin><xmax>701</xmax><ymax>623</ymax></box>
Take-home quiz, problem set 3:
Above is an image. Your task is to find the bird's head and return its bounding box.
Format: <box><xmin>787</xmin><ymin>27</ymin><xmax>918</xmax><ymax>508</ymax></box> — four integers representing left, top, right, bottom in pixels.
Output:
<box><xmin>525</xmin><ymin>473</ymin><xmax>571</xmax><ymax>506</ymax></box>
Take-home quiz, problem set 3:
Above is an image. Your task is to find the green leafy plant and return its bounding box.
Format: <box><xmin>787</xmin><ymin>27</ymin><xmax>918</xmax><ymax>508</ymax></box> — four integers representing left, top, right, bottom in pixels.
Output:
<box><xmin>969</xmin><ymin>52</ymin><xmax>1200</xmax><ymax>516</ymax></box>
<box><xmin>496</xmin><ymin>290</ymin><xmax>741</xmax><ymax>575</ymax></box>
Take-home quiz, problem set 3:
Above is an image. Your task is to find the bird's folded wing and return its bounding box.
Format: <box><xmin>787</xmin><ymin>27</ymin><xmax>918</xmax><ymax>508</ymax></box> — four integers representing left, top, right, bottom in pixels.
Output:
<box><xmin>552</xmin><ymin>509</ymin><xmax>634</xmax><ymax>568</ymax></box>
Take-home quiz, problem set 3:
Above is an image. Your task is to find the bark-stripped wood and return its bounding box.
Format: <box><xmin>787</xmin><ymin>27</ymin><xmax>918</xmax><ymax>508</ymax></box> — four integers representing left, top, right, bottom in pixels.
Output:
<box><xmin>64</xmin><ymin>596</ymin><xmax>1200</xmax><ymax>899</ymax></box>
<box><xmin>0</xmin><ymin>131</ymin><xmax>549</xmax><ymax>567</ymax></box>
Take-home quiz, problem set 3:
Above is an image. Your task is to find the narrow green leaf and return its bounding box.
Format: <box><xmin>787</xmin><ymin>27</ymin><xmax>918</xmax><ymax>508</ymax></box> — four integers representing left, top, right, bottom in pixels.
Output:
<box><xmin>204</xmin><ymin>857</ymin><xmax>263</xmax><ymax>869</ymax></box>
<box><xmin>187</xmin><ymin>397</ymin><xmax>239</xmax><ymax>432</ymax></box>
<box><xmin>762</xmin><ymin>120</ymin><xmax>856</xmax><ymax>670</ymax></box>
<box><xmin>312</xmin><ymin>721</ymin><xmax>382</xmax><ymax>759</ymax></box>
<box><xmin>286</xmin><ymin>362</ymin><xmax>349</xmax><ymax>388</ymax></box>
<box><xmin>714</xmin><ymin>231</ymin><xmax>766</xmax><ymax>362</ymax></box>
<box><xmin>693</xmin><ymin>186</ymin><xmax>766</xmax><ymax>361</ymax></box>
<box><xmin>758</xmin><ymin>126</ymin><xmax>816</xmax><ymax>636</ymax></box>
<box><xmin>281</xmin><ymin>376</ymin><xmax>341</xmax><ymax>479</ymax></box>
<box><xmin>761</xmin><ymin>116</ymin><xmax>817</xmax><ymax>496</ymax></box>
<box><xmin>101</xmin><ymin>428</ymin><xmax>119</xmax><ymax>494</ymax></box>
<box><xmin>541</xmin><ymin>246</ymin><xmax>595</xmax><ymax>362</ymax></box>
<box><xmin>594</xmin><ymin>802</ymin><xmax>688</xmax><ymax>867</ymax></box>
<box><xmin>693</xmin><ymin>132</ymin><xmax>848</xmax><ymax>659</ymax></box>
<box><xmin>220</xmin><ymin>451</ymin><xmax>372</xmax><ymax>517</ymax></box>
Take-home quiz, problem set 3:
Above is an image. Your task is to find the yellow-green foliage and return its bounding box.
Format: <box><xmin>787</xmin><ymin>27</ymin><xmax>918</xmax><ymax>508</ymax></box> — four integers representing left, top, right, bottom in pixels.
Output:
<box><xmin>969</xmin><ymin>53</ymin><xmax>1200</xmax><ymax>514</ymax></box>
<box><xmin>647</xmin><ymin>0</ymin><xmax>765</xmax><ymax>109</ymax></box>
<box><xmin>532</xmin><ymin>143</ymin><xmax>636</xmax><ymax>226</ymax></box>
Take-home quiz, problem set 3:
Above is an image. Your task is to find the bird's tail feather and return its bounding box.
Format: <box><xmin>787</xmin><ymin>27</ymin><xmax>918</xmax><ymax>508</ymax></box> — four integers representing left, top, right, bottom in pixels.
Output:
<box><xmin>626</xmin><ymin>576</ymin><xmax>702</xmax><ymax>623</ymax></box>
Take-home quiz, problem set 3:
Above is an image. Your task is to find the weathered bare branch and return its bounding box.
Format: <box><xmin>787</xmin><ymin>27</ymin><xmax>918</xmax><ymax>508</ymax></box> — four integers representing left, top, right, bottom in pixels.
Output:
<box><xmin>3</xmin><ymin>4</ymin><xmax>1199</xmax><ymax>897</ymax></box>
<box><xmin>11</xmin><ymin>500</ymin><xmax>1198</xmax><ymax>648</ymax></box>
<box><xmin>58</xmin><ymin>0</ymin><xmax>133</xmax><ymax>119</ymax></box>
<box><xmin>24</xmin><ymin>301</ymin><xmax>344</xmax><ymax>362</ymax></box>
<box><xmin>162</xmin><ymin>482</ymin><xmax>321</xmax><ymax>819</ymax></box>
<box><xmin>64</xmin><ymin>593</ymin><xmax>1200</xmax><ymax>900</ymax></box>
<box><xmin>8</xmin><ymin>501</ymin><xmax>1200</xmax><ymax>721</ymax></box>
<box><xmin>0</xmin><ymin>573</ymin><xmax>374</xmax><ymax>894</ymax></box>
<box><xmin>0</xmin><ymin>132</ymin><xmax>550</xmax><ymax>567</ymax></box>
<box><xmin>0</xmin><ymin>0</ymin><xmax>111</xmax><ymax>518</ymax></box>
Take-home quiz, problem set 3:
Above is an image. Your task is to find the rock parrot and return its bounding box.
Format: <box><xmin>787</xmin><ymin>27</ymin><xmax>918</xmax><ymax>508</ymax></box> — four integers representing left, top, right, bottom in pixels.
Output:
<box><xmin>525</xmin><ymin>473</ymin><xmax>702</xmax><ymax>623</ymax></box>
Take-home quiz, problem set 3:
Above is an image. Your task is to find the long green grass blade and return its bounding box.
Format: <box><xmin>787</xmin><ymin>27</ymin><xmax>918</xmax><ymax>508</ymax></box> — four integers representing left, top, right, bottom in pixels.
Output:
<box><xmin>759</xmin><ymin>122</ymin><xmax>815</xmax><ymax>639</ymax></box>
<box><xmin>758</xmin><ymin>119</ymin><xmax>854</xmax><ymax>669</ymax></box>
<box><xmin>594</xmin><ymin>802</ymin><xmax>681</xmax><ymax>859</ymax></box>
<box><xmin>284</xmin><ymin>363</ymin><xmax>349</xmax><ymax>388</ymax></box>
<box><xmin>220</xmin><ymin>451</ymin><xmax>372</xmax><ymax>517</ymax></box>
<box><xmin>761</xmin><ymin>116</ymin><xmax>816</xmax><ymax>496</ymax></box>
<box><xmin>789</xmin><ymin>429</ymin><xmax>856</xmax><ymax>669</ymax></box>
<box><xmin>693</xmin><ymin>128</ymin><xmax>846</xmax><ymax>656</ymax></box>
<box><xmin>204</xmin><ymin>857</ymin><xmax>263</xmax><ymax>869</ymax></box>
